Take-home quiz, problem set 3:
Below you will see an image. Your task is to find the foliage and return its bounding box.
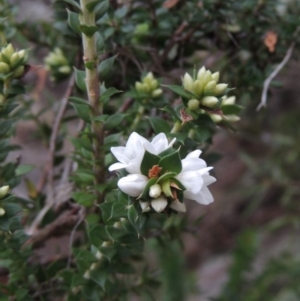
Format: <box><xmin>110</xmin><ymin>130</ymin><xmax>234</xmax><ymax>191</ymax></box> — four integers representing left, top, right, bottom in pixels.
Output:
<box><xmin>0</xmin><ymin>0</ymin><xmax>299</xmax><ymax>300</ymax></box>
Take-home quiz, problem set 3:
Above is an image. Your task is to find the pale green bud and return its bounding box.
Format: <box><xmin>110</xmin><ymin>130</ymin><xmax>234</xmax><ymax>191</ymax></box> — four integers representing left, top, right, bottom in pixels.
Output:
<box><xmin>193</xmin><ymin>79</ymin><xmax>204</xmax><ymax>96</ymax></box>
<box><xmin>149</xmin><ymin>184</ymin><xmax>162</xmax><ymax>198</ymax></box>
<box><xmin>13</xmin><ymin>65</ymin><xmax>24</xmax><ymax>78</ymax></box>
<box><xmin>0</xmin><ymin>208</ymin><xmax>5</xmax><ymax>216</ymax></box>
<box><xmin>197</xmin><ymin>66</ymin><xmax>206</xmax><ymax>80</ymax></box>
<box><xmin>58</xmin><ymin>66</ymin><xmax>71</xmax><ymax>74</ymax></box>
<box><xmin>203</xmin><ymin>80</ymin><xmax>217</xmax><ymax>95</ymax></box>
<box><xmin>2</xmin><ymin>44</ymin><xmax>14</xmax><ymax>59</ymax></box>
<box><xmin>142</xmin><ymin>82</ymin><xmax>151</xmax><ymax>93</ymax></box>
<box><xmin>149</xmin><ymin>79</ymin><xmax>158</xmax><ymax>90</ymax></box>
<box><xmin>202</xmin><ymin>96</ymin><xmax>218</xmax><ymax>107</ymax></box>
<box><xmin>140</xmin><ymin>201</ymin><xmax>150</xmax><ymax>212</ymax></box>
<box><xmin>209</xmin><ymin>114</ymin><xmax>222</xmax><ymax>123</ymax></box>
<box><xmin>214</xmin><ymin>83</ymin><xmax>228</xmax><ymax>96</ymax></box>
<box><xmin>152</xmin><ymin>88</ymin><xmax>163</xmax><ymax>98</ymax></box>
<box><xmin>201</xmin><ymin>70</ymin><xmax>212</xmax><ymax>87</ymax></box>
<box><xmin>183</xmin><ymin>72</ymin><xmax>194</xmax><ymax>92</ymax></box>
<box><xmin>113</xmin><ymin>221</ymin><xmax>122</xmax><ymax>229</ymax></box>
<box><xmin>90</xmin><ymin>263</ymin><xmax>97</xmax><ymax>270</ymax></box>
<box><xmin>17</xmin><ymin>50</ymin><xmax>26</xmax><ymax>60</ymax></box>
<box><xmin>0</xmin><ymin>62</ymin><xmax>10</xmax><ymax>74</ymax></box>
<box><xmin>95</xmin><ymin>250</ymin><xmax>103</xmax><ymax>260</ymax></box>
<box><xmin>187</xmin><ymin>99</ymin><xmax>200</xmax><ymax>111</ymax></box>
<box><xmin>135</xmin><ymin>81</ymin><xmax>144</xmax><ymax>92</ymax></box>
<box><xmin>0</xmin><ymin>185</ymin><xmax>9</xmax><ymax>199</ymax></box>
<box><xmin>83</xmin><ymin>270</ymin><xmax>90</xmax><ymax>279</ymax></box>
<box><xmin>143</xmin><ymin>72</ymin><xmax>154</xmax><ymax>83</ymax></box>
<box><xmin>225</xmin><ymin>114</ymin><xmax>240</xmax><ymax>122</ymax></box>
<box><xmin>161</xmin><ymin>179</ymin><xmax>172</xmax><ymax>197</ymax></box>
<box><xmin>10</xmin><ymin>52</ymin><xmax>20</xmax><ymax>67</ymax></box>
<box><xmin>222</xmin><ymin>96</ymin><xmax>236</xmax><ymax>105</ymax></box>
<box><xmin>101</xmin><ymin>241</ymin><xmax>111</xmax><ymax>247</ymax></box>
<box><xmin>211</xmin><ymin>72</ymin><xmax>220</xmax><ymax>82</ymax></box>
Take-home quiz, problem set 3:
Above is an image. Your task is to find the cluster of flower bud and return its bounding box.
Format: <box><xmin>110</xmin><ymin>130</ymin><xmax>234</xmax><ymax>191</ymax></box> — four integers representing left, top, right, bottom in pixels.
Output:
<box><xmin>44</xmin><ymin>48</ymin><xmax>71</xmax><ymax>81</ymax></box>
<box><xmin>135</xmin><ymin>72</ymin><xmax>163</xmax><ymax>98</ymax></box>
<box><xmin>0</xmin><ymin>44</ymin><xmax>27</xmax><ymax>80</ymax></box>
<box><xmin>208</xmin><ymin>96</ymin><xmax>240</xmax><ymax>123</ymax></box>
<box><xmin>183</xmin><ymin>66</ymin><xmax>228</xmax><ymax>110</ymax></box>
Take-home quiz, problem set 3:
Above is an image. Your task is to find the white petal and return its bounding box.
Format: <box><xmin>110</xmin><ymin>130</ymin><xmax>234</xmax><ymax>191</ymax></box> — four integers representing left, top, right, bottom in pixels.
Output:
<box><xmin>169</xmin><ymin>200</ymin><xmax>186</xmax><ymax>212</ymax></box>
<box><xmin>140</xmin><ymin>201</ymin><xmax>150</xmax><ymax>212</ymax></box>
<box><xmin>125</xmin><ymin>132</ymin><xmax>147</xmax><ymax>159</ymax></box>
<box><xmin>186</xmin><ymin>149</ymin><xmax>202</xmax><ymax>158</ymax></box>
<box><xmin>151</xmin><ymin>196</ymin><xmax>168</xmax><ymax>213</ymax></box>
<box><xmin>118</xmin><ymin>174</ymin><xmax>148</xmax><ymax>197</ymax></box>
<box><xmin>110</xmin><ymin>146</ymin><xmax>130</xmax><ymax>164</ymax></box>
<box><xmin>181</xmin><ymin>157</ymin><xmax>207</xmax><ymax>172</ymax></box>
<box><xmin>184</xmin><ymin>186</ymin><xmax>214</xmax><ymax>205</ymax></box>
<box><xmin>176</xmin><ymin>171</ymin><xmax>203</xmax><ymax>194</ymax></box>
<box><xmin>151</xmin><ymin>133</ymin><xmax>169</xmax><ymax>154</ymax></box>
<box><xmin>202</xmin><ymin>174</ymin><xmax>216</xmax><ymax>186</ymax></box>
<box><xmin>126</xmin><ymin>151</ymin><xmax>144</xmax><ymax>174</ymax></box>
<box><xmin>108</xmin><ymin>162</ymin><xmax>127</xmax><ymax>171</ymax></box>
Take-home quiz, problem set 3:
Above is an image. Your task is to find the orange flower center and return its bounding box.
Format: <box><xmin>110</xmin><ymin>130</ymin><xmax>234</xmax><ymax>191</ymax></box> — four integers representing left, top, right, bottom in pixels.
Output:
<box><xmin>148</xmin><ymin>165</ymin><xmax>162</xmax><ymax>179</ymax></box>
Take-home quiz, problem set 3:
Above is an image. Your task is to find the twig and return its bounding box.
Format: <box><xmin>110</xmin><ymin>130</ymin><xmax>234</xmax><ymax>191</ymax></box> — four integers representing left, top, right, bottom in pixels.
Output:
<box><xmin>256</xmin><ymin>42</ymin><xmax>295</xmax><ymax>111</ymax></box>
<box><xmin>27</xmin><ymin>73</ymin><xmax>75</xmax><ymax>235</ymax></box>
<box><xmin>67</xmin><ymin>207</ymin><xmax>86</xmax><ymax>268</ymax></box>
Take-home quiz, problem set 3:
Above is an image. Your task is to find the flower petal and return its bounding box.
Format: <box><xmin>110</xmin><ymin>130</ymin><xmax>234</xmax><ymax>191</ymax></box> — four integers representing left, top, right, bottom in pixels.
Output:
<box><xmin>118</xmin><ymin>174</ymin><xmax>148</xmax><ymax>197</ymax></box>
<box><xmin>110</xmin><ymin>146</ymin><xmax>130</xmax><ymax>164</ymax></box>
<box><xmin>108</xmin><ymin>162</ymin><xmax>127</xmax><ymax>172</ymax></box>
<box><xmin>202</xmin><ymin>174</ymin><xmax>216</xmax><ymax>186</ymax></box>
<box><xmin>176</xmin><ymin>171</ymin><xmax>203</xmax><ymax>194</ymax></box>
<box><xmin>184</xmin><ymin>186</ymin><xmax>214</xmax><ymax>205</ymax></box>
<box><xmin>169</xmin><ymin>200</ymin><xmax>186</xmax><ymax>212</ymax></box>
<box><xmin>150</xmin><ymin>133</ymin><xmax>169</xmax><ymax>154</ymax></box>
<box><xmin>151</xmin><ymin>196</ymin><xmax>168</xmax><ymax>213</ymax></box>
<box><xmin>181</xmin><ymin>157</ymin><xmax>207</xmax><ymax>172</ymax></box>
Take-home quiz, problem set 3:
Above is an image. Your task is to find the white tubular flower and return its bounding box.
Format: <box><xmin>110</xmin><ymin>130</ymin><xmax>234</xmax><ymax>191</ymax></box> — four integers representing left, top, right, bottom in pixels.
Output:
<box><xmin>183</xmin><ymin>72</ymin><xmax>194</xmax><ymax>92</ymax></box>
<box><xmin>176</xmin><ymin>150</ymin><xmax>216</xmax><ymax>205</ymax></box>
<box><xmin>151</xmin><ymin>196</ymin><xmax>168</xmax><ymax>213</ymax></box>
<box><xmin>109</xmin><ymin>132</ymin><xmax>175</xmax><ymax>174</ymax></box>
<box><xmin>118</xmin><ymin>174</ymin><xmax>148</xmax><ymax>197</ymax></box>
<box><xmin>149</xmin><ymin>184</ymin><xmax>162</xmax><ymax>198</ymax></box>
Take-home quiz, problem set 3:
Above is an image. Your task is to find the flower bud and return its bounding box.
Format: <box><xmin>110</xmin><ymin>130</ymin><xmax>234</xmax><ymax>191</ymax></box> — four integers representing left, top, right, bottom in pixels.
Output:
<box><xmin>101</xmin><ymin>241</ymin><xmax>111</xmax><ymax>247</ymax></box>
<box><xmin>0</xmin><ymin>208</ymin><xmax>5</xmax><ymax>216</ymax></box>
<box><xmin>90</xmin><ymin>263</ymin><xmax>98</xmax><ymax>270</ymax></box>
<box><xmin>151</xmin><ymin>196</ymin><xmax>168</xmax><ymax>213</ymax></box>
<box><xmin>202</xmin><ymin>96</ymin><xmax>218</xmax><ymax>107</ymax></box>
<box><xmin>211</xmin><ymin>72</ymin><xmax>220</xmax><ymax>82</ymax></box>
<box><xmin>214</xmin><ymin>83</ymin><xmax>228</xmax><ymax>96</ymax></box>
<box><xmin>17</xmin><ymin>50</ymin><xmax>26</xmax><ymax>60</ymax></box>
<box><xmin>222</xmin><ymin>96</ymin><xmax>236</xmax><ymax>105</ymax></box>
<box><xmin>143</xmin><ymin>72</ymin><xmax>154</xmax><ymax>83</ymax></box>
<box><xmin>58</xmin><ymin>66</ymin><xmax>71</xmax><ymax>74</ymax></box>
<box><xmin>225</xmin><ymin>114</ymin><xmax>240</xmax><ymax>122</ymax></box>
<box><xmin>209</xmin><ymin>114</ymin><xmax>222</xmax><ymax>123</ymax></box>
<box><xmin>203</xmin><ymin>80</ymin><xmax>217</xmax><ymax>95</ymax></box>
<box><xmin>193</xmin><ymin>79</ymin><xmax>204</xmax><ymax>96</ymax></box>
<box><xmin>135</xmin><ymin>81</ymin><xmax>144</xmax><ymax>92</ymax></box>
<box><xmin>0</xmin><ymin>62</ymin><xmax>10</xmax><ymax>74</ymax></box>
<box><xmin>0</xmin><ymin>185</ymin><xmax>9</xmax><ymax>199</ymax></box>
<box><xmin>201</xmin><ymin>70</ymin><xmax>212</xmax><ymax>86</ymax></box>
<box><xmin>10</xmin><ymin>52</ymin><xmax>20</xmax><ymax>67</ymax></box>
<box><xmin>12</xmin><ymin>65</ymin><xmax>24</xmax><ymax>78</ymax></box>
<box><xmin>113</xmin><ymin>221</ymin><xmax>122</xmax><ymax>229</ymax></box>
<box><xmin>2</xmin><ymin>44</ymin><xmax>14</xmax><ymax>59</ymax></box>
<box><xmin>149</xmin><ymin>79</ymin><xmax>158</xmax><ymax>90</ymax></box>
<box><xmin>187</xmin><ymin>99</ymin><xmax>200</xmax><ymax>111</ymax></box>
<box><xmin>182</xmin><ymin>72</ymin><xmax>194</xmax><ymax>92</ymax></box>
<box><xmin>152</xmin><ymin>88</ymin><xmax>163</xmax><ymax>98</ymax></box>
<box><xmin>197</xmin><ymin>66</ymin><xmax>206</xmax><ymax>80</ymax></box>
<box><xmin>149</xmin><ymin>184</ymin><xmax>162</xmax><ymax>198</ymax></box>
<box><xmin>169</xmin><ymin>200</ymin><xmax>186</xmax><ymax>212</ymax></box>
<box><xmin>95</xmin><ymin>250</ymin><xmax>103</xmax><ymax>260</ymax></box>
<box><xmin>140</xmin><ymin>201</ymin><xmax>150</xmax><ymax>212</ymax></box>
<box><xmin>83</xmin><ymin>270</ymin><xmax>90</xmax><ymax>279</ymax></box>
<box><xmin>142</xmin><ymin>83</ymin><xmax>151</xmax><ymax>93</ymax></box>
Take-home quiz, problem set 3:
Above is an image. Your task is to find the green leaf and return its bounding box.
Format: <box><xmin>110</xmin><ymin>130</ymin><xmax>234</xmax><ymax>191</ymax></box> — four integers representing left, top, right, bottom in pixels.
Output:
<box><xmin>70</xmin><ymin>136</ymin><xmax>93</xmax><ymax>151</ymax></box>
<box><xmin>101</xmin><ymin>87</ymin><xmax>122</xmax><ymax>105</ymax></box>
<box><xmin>2</xmin><ymin>203</ymin><xmax>22</xmax><ymax>217</ymax></box>
<box><xmin>148</xmin><ymin>117</ymin><xmax>170</xmax><ymax>134</ymax></box>
<box><xmin>64</xmin><ymin>0</ymin><xmax>81</xmax><ymax>10</ymax></box>
<box><xmin>72</xmin><ymin>191</ymin><xmax>95</xmax><ymax>207</ymax></box>
<box><xmin>70</xmin><ymin>103</ymin><xmax>91</xmax><ymax>122</ymax></box>
<box><xmin>75</xmin><ymin>171</ymin><xmax>94</xmax><ymax>184</ymax></box>
<box><xmin>127</xmin><ymin>205</ymin><xmax>138</xmax><ymax>229</ymax></box>
<box><xmin>221</xmin><ymin>104</ymin><xmax>242</xmax><ymax>115</ymax></box>
<box><xmin>15</xmin><ymin>165</ymin><xmax>34</xmax><ymax>177</ymax></box>
<box><xmin>140</xmin><ymin>150</ymin><xmax>161</xmax><ymax>176</ymax></box>
<box><xmin>78</xmin><ymin>24</ymin><xmax>99</xmax><ymax>37</ymax></box>
<box><xmin>156</xmin><ymin>171</ymin><xmax>177</xmax><ymax>184</ymax></box>
<box><xmin>67</xmin><ymin>9</ymin><xmax>81</xmax><ymax>35</ymax></box>
<box><xmin>99</xmin><ymin>202</ymin><xmax>113</xmax><ymax>223</ymax></box>
<box><xmin>105</xmin><ymin>225</ymin><xmax>126</xmax><ymax>240</ymax></box>
<box><xmin>104</xmin><ymin>113</ymin><xmax>127</xmax><ymax>129</ymax></box>
<box><xmin>138</xmin><ymin>177</ymin><xmax>156</xmax><ymax>200</ymax></box>
<box><xmin>74</xmin><ymin>68</ymin><xmax>87</xmax><ymax>92</ymax></box>
<box><xmin>86</xmin><ymin>0</ymin><xmax>101</xmax><ymax>12</ymax></box>
<box><xmin>161</xmin><ymin>105</ymin><xmax>181</xmax><ymax>121</ymax></box>
<box><xmin>99</xmin><ymin>245</ymin><xmax>116</xmax><ymax>260</ymax></box>
<box><xmin>88</xmin><ymin>224</ymin><xmax>109</xmax><ymax>246</ymax></box>
<box><xmin>92</xmin><ymin>114</ymin><xmax>108</xmax><ymax>122</ymax></box>
<box><xmin>98</xmin><ymin>54</ymin><xmax>118</xmax><ymax>79</ymax></box>
<box><xmin>90</xmin><ymin>268</ymin><xmax>106</xmax><ymax>290</ymax></box>
<box><xmin>95</xmin><ymin>32</ymin><xmax>105</xmax><ymax>53</ymax></box>
<box><xmin>94</xmin><ymin>0</ymin><xmax>109</xmax><ymax>18</ymax></box>
<box><xmin>69</xmin><ymin>96</ymin><xmax>90</xmax><ymax>107</ymax></box>
<box><xmin>159</xmin><ymin>150</ymin><xmax>182</xmax><ymax>174</ymax></box>
<box><xmin>163</xmin><ymin>84</ymin><xmax>194</xmax><ymax>100</ymax></box>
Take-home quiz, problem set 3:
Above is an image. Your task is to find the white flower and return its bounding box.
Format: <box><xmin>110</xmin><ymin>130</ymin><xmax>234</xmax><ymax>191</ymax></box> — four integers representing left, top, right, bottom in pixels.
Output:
<box><xmin>176</xmin><ymin>150</ymin><xmax>216</xmax><ymax>205</ymax></box>
<box><xmin>109</xmin><ymin>132</ymin><xmax>175</xmax><ymax>174</ymax></box>
<box><xmin>151</xmin><ymin>196</ymin><xmax>168</xmax><ymax>213</ymax></box>
<box><xmin>118</xmin><ymin>174</ymin><xmax>148</xmax><ymax>197</ymax></box>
